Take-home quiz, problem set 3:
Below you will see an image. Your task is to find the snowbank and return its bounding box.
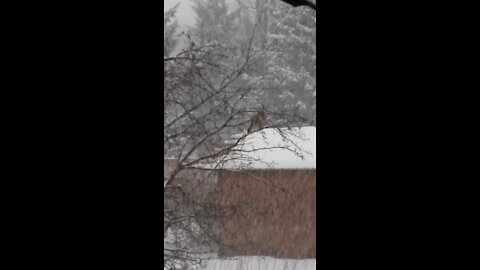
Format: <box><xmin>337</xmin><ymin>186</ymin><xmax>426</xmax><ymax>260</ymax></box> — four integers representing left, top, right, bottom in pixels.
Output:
<box><xmin>223</xmin><ymin>126</ymin><xmax>316</xmax><ymax>169</ymax></box>
<box><xmin>203</xmin><ymin>256</ymin><xmax>316</xmax><ymax>270</ymax></box>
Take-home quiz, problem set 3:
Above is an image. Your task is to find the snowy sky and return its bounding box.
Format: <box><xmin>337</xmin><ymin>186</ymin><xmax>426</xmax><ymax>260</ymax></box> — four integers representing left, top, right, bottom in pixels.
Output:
<box><xmin>164</xmin><ymin>0</ymin><xmax>239</xmax><ymax>28</ymax></box>
<box><xmin>164</xmin><ymin>0</ymin><xmax>196</xmax><ymax>28</ymax></box>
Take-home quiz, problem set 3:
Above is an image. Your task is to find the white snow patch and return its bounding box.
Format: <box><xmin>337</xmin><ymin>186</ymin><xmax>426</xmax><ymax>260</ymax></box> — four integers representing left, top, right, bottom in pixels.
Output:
<box><xmin>224</xmin><ymin>126</ymin><xmax>316</xmax><ymax>169</ymax></box>
<box><xmin>202</xmin><ymin>256</ymin><xmax>316</xmax><ymax>270</ymax></box>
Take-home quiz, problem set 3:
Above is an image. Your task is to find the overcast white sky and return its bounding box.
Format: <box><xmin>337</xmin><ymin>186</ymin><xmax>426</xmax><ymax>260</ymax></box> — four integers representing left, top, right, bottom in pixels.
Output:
<box><xmin>164</xmin><ymin>0</ymin><xmax>240</xmax><ymax>28</ymax></box>
<box><xmin>164</xmin><ymin>0</ymin><xmax>196</xmax><ymax>27</ymax></box>
<box><xmin>164</xmin><ymin>0</ymin><xmax>243</xmax><ymax>55</ymax></box>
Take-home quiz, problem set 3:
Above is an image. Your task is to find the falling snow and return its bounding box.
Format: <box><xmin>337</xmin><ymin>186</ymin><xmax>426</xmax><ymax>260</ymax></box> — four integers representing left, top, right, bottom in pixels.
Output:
<box><xmin>224</xmin><ymin>126</ymin><xmax>316</xmax><ymax>169</ymax></box>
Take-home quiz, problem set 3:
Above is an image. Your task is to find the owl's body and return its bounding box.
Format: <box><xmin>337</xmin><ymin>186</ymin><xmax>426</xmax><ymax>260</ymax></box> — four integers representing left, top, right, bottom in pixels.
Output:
<box><xmin>247</xmin><ymin>111</ymin><xmax>267</xmax><ymax>134</ymax></box>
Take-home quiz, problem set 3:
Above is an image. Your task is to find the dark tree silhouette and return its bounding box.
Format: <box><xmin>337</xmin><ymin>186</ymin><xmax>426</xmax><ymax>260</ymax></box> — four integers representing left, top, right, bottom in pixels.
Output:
<box><xmin>280</xmin><ymin>0</ymin><xmax>316</xmax><ymax>10</ymax></box>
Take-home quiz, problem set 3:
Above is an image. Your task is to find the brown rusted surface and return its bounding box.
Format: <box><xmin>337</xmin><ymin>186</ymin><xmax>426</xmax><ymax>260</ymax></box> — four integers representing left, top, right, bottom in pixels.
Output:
<box><xmin>216</xmin><ymin>169</ymin><xmax>316</xmax><ymax>258</ymax></box>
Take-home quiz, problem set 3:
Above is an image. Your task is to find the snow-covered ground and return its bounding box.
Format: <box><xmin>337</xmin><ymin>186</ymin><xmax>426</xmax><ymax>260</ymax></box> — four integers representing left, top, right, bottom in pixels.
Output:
<box><xmin>202</xmin><ymin>256</ymin><xmax>316</xmax><ymax>270</ymax></box>
<box><xmin>223</xmin><ymin>126</ymin><xmax>316</xmax><ymax>169</ymax></box>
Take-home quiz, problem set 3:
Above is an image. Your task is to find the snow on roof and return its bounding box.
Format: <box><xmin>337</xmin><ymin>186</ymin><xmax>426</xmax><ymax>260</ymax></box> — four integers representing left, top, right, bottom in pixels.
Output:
<box><xmin>223</xmin><ymin>126</ymin><xmax>316</xmax><ymax>170</ymax></box>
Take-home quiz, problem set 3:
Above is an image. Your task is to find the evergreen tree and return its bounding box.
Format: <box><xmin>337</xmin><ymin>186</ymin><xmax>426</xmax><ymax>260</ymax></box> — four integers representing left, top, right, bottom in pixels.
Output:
<box><xmin>262</xmin><ymin>0</ymin><xmax>316</xmax><ymax>124</ymax></box>
<box><xmin>164</xmin><ymin>4</ymin><xmax>179</xmax><ymax>57</ymax></box>
<box><xmin>188</xmin><ymin>0</ymin><xmax>316</xmax><ymax>126</ymax></box>
<box><xmin>191</xmin><ymin>0</ymin><xmax>250</xmax><ymax>48</ymax></box>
